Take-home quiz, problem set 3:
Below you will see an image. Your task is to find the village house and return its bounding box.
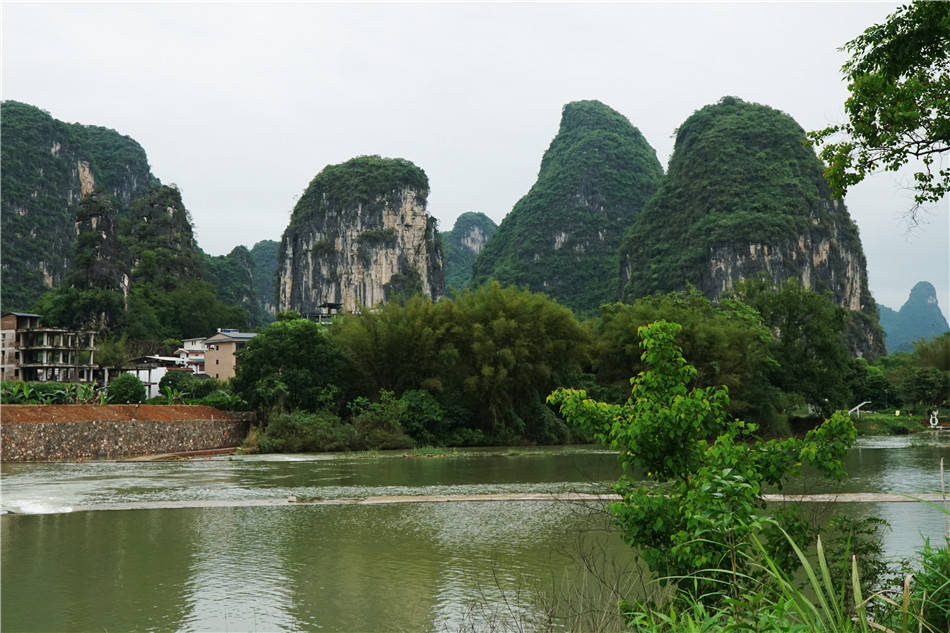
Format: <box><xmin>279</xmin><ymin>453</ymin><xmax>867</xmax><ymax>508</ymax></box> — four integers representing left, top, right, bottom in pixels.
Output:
<box><xmin>203</xmin><ymin>329</ymin><xmax>257</xmax><ymax>380</ymax></box>
<box><xmin>175</xmin><ymin>337</ymin><xmax>207</xmax><ymax>374</ymax></box>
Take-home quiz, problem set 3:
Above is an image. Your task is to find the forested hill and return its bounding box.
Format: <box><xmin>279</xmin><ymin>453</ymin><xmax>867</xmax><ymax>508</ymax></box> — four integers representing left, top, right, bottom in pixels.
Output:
<box><xmin>1</xmin><ymin>101</ymin><xmax>158</xmax><ymax>311</ymax></box>
<box><xmin>441</xmin><ymin>212</ymin><xmax>497</xmax><ymax>291</ymax></box>
<box><xmin>4</xmin><ymin>101</ymin><xmax>275</xmax><ymax>351</ymax></box>
<box><xmin>617</xmin><ymin>96</ymin><xmax>884</xmax><ymax>357</ymax></box>
<box><xmin>471</xmin><ymin>100</ymin><xmax>664</xmax><ymax>314</ymax></box>
<box><xmin>878</xmin><ymin>282</ymin><xmax>950</xmax><ymax>353</ymax></box>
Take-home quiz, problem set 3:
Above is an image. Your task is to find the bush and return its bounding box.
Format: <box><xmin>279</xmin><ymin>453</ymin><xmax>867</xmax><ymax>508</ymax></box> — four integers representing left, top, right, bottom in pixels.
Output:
<box><xmin>398</xmin><ymin>389</ymin><xmax>446</xmax><ymax>446</ymax></box>
<box><xmin>260</xmin><ymin>410</ymin><xmax>354</xmax><ymax>453</ymax></box>
<box><xmin>158</xmin><ymin>370</ymin><xmax>192</xmax><ymax>394</ymax></box>
<box><xmin>349</xmin><ymin>391</ymin><xmax>413</xmax><ymax>450</ymax></box>
<box><xmin>197</xmin><ymin>390</ymin><xmax>248</xmax><ymax>411</ymax></box>
<box><xmin>107</xmin><ymin>373</ymin><xmax>146</xmax><ymax>404</ymax></box>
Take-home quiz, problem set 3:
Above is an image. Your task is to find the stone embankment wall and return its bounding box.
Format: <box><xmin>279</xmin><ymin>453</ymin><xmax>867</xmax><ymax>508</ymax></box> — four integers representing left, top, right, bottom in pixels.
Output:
<box><xmin>1</xmin><ymin>405</ymin><xmax>254</xmax><ymax>462</ymax></box>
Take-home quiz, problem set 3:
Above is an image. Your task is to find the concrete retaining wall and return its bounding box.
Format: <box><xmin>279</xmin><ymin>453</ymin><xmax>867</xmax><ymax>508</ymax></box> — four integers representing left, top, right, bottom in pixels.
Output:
<box><xmin>1</xmin><ymin>418</ymin><xmax>251</xmax><ymax>462</ymax></box>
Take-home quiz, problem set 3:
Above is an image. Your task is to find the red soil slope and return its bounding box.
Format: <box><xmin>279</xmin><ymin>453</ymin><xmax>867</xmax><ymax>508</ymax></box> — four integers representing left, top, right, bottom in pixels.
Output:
<box><xmin>0</xmin><ymin>405</ymin><xmax>240</xmax><ymax>424</ymax></box>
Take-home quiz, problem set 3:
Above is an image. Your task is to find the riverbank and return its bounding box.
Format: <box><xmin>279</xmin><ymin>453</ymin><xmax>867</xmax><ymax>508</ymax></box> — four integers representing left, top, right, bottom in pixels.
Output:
<box><xmin>853</xmin><ymin>412</ymin><xmax>933</xmax><ymax>435</ymax></box>
<box><xmin>0</xmin><ymin>405</ymin><xmax>254</xmax><ymax>462</ymax></box>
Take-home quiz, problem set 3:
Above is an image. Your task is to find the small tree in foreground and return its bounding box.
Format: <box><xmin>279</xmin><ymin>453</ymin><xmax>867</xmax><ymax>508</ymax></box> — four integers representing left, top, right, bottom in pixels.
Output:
<box><xmin>548</xmin><ymin>320</ymin><xmax>858</xmax><ymax>603</ymax></box>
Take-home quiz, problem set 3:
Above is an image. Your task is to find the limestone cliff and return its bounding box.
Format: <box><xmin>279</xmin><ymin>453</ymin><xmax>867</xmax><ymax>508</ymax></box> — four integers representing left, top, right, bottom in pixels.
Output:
<box><xmin>0</xmin><ymin>101</ymin><xmax>157</xmax><ymax>310</ymax></box>
<box><xmin>618</xmin><ymin>97</ymin><xmax>884</xmax><ymax>357</ymax></box>
<box><xmin>278</xmin><ymin>156</ymin><xmax>444</xmax><ymax>313</ymax></box>
<box><xmin>441</xmin><ymin>212</ymin><xmax>498</xmax><ymax>291</ymax></box>
<box><xmin>471</xmin><ymin>100</ymin><xmax>663</xmax><ymax>314</ymax></box>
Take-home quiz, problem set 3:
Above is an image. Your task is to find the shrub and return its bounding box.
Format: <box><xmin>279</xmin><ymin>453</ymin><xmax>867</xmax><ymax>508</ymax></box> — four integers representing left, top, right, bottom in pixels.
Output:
<box><xmin>107</xmin><ymin>373</ymin><xmax>146</xmax><ymax>404</ymax></box>
<box><xmin>259</xmin><ymin>410</ymin><xmax>354</xmax><ymax>453</ymax></box>
<box><xmin>198</xmin><ymin>390</ymin><xmax>248</xmax><ymax>411</ymax></box>
<box><xmin>397</xmin><ymin>389</ymin><xmax>446</xmax><ymax>446</ymax></box>
<box><xmin>158</xmin><ymin>370</ymin><xmax>192</xmax><ymax>394</ymax></box>
<box><xmin>349</xmin><ymin>391</ymin><xmax>413</xmax><ymax>450</ymax></box>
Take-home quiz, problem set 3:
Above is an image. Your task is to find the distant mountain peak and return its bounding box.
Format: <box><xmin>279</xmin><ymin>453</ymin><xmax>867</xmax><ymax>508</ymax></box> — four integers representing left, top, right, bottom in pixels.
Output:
<box><xmin>879</xmin><ymin>280</ymin><xmax>949</xmax><ymax>353</ymax></box>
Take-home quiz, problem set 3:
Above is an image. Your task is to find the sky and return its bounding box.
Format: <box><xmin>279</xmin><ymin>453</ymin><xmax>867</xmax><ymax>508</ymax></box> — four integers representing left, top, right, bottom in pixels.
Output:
<box><xmin>2</xmin><ymin>2</ymin><xmax>947</xmax><ymax>316</ymax></box>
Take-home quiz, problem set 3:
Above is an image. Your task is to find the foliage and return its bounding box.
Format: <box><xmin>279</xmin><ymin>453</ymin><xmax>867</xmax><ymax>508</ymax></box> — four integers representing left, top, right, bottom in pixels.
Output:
<box><xmin>157</xmin><ymin>370</ymin><xmax>194</xmax><ymax>395</ymax></box>
<box><xmin>348</xmin><ymin>391</ymin><xmax>414</xmax><ymax>450</ymax></box>
<box><xmin>288</xmin><ymin>155</ymin><xmax>428</xmax><ymax>231</ymax></box>
<box><xmin>821</xmin><ymin>515</ymin><xmax>895</xmax><ymax>614</ymax></box>
<box><xmin>332</xmin><ymin>282</ymin><xmax>590</xmax><ymax>444</ymax></box>
<box><xmin>900</xmin><ymin>366</ymin><xmax>950</xmax><ymax>408</ymax></box>
<box><xmin>259</xmin><ymin>410</ymin><xmax>354</xmax><ymax>453</ymax></box>
<box><xmin>589</xmin><ymin>289</ymin><xmax>781</xmax><ymax>429</ymax></box>
<box><xmin>916</xmin><ymin>331</ymin><xmax>950</xmax><ymax>372</ymax></box>
<box><xmin>732</xmin><ymin>278</ymin><xmax>853</xmax><ymax>416</ymax></box>
<box><xmin>106</xmin><ymin>373</ymin><xmax>146</xmax><ymax>404</ymax></box>
<box><xmin>203</xmin><ymin>245</ymin><xmax>272</xmax><ymax>327</ymax></box>
<box><xmin>1</xmin><ymin>381</ymin><xmax>97</xmax><ymax>404</ymax></box>
<box><xmin>472</xmin><ymin>100</ymin><xmax>663</xmax><ymax>314</ymax></box>
<box><xmin>616</xmin><ymin>529</ymin><xmax>949</xmax><ymax>633</ymax></box>
<box><xmin>548</xmin><ymin>320</ymin><xmax>856</xmax><ymax>600</ymax></box>
<box><xmin>396</xmin><ymin>389</ymin><xmax>447</xmax><ymax>446</ymax></box>
<box><xmin>0</xmin><ymin>100</ymin><xmax>155</xmax><ymax>311</ymax></box>
<box><xmin>231</xmin><ymin>317</ymin><xmax>352</xmax><ymax>415</ymax></box>
<box><xmin>907</xmin><ymin>537</ymin><xmax>950</xmax><ymax>632</ymax></box>
<box><xmin>808</xmin><ymin>2</ymin><xmax>950</xmax><ymax>212</ymax></box>
<box><xmin>617</xmin><ymin>98</ymin><xmax>878</xmax><ymax>357</ymax></box>
<box><xmin>249</xmin><ymin>239</ymin><xmax>280</xmax><ymax>312</ymax></box>
<box><xmin>441</xmin><ymin>212</ymin><xmax>498</xmax><ymax>291</ymax></box>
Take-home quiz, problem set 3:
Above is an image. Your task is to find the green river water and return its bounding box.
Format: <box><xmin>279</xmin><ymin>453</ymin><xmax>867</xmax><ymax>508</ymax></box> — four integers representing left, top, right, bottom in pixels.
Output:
<box><xmin>2</xmin><ymin>436</ymin><xmax>949</xmax><ymax>632</ymax></box>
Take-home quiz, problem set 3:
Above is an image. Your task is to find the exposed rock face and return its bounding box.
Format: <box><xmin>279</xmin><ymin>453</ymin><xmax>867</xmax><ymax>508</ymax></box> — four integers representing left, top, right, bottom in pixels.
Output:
<box><xmin>441</xmin><ymin>212</ymin><xmax>498</xmax><ymax>290</ymax></box>
<box><xmin>278</xmin><ymin>156</ymin><xmax>444</xmax><ymax>313</ymax></box>
<box><xmin>472</xmin><ymin>100</ymin><xmax>664</xmax><ymax>315</ymax></box>
<box><xmin>878</xmin><ymin>282</ymin><xmax>950</xmax><ymax>353</ymax></box>
<box><xmin>0</xmin><ymin>101</ymin><xmax>156</xmax><ymax>310</ymax></box>
<box><xmin>618</xmin><ymin>97</ymin><xmax>884</xmax><ymax>357</ymax></box>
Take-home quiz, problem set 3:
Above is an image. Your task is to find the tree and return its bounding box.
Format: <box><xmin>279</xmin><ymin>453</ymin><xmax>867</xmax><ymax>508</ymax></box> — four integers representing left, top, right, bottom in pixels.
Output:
<box><xmin>732</xmin><ymin>279</ymin><xmax>853</xmax><ymax>416</ymax></box>
<box><xmin>548</xmin><ymin>321</ymin><xmax>857</xmax><ymax>601</ymax></box>
<box><xmin>331</xmin><ymin>283</ymin><xmax>590</xmax><ymax>443</ymax></box>
<box><xmin>591</xmin><ymin>289</ymin><xmax>780</xmax><ymax>427</ymax></box>
<box><xmin>231</xmin><ymin>317</ymin><xmax>352</xmax><ymax>416</ymax></box>
<box><xmin>808</xmin><ymin>2</ymin><xmax>950</xmax><ymax>214</ymax></box>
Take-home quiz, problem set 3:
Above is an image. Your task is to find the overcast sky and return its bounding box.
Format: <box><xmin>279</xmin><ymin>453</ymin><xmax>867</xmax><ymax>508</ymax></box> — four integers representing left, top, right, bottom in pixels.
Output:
<box><xmin>3</xmin><ymin>2</ymin><xmax>947</xmax><ymax>317</ymax></box>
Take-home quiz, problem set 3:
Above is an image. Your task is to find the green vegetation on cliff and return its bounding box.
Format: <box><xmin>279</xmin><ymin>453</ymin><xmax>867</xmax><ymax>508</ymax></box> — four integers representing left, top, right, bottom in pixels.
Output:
<box><xmin>471</xmin><ymin>100</ymin><xmax>663</xmax><ymax>314</ymax></box>
<box><xmin>619</xmin><ymin>96</ymin><xmax>864</xmax><ymax>301</ymax></box>
<box><xmin>203</xmin><ymin>245</ymin><xmax>273</xmax><ymax>327</ymax></box>
<box><xmin>289</xmin><ymin>155</ymin><xmax>429</xmax><ymax>231</ymax></box>
<box><xmin>36</xmin><ymin>184</ymin><xmax>247</xmax><ymax>350</ymax></box>
<box><xmin>618</xmin><ymin>96</ymin><xmax>882</xmax><ymax>357</ymax></box>
<box><xmin>441</xmin><ymin>212</ymin><xmax>498</xmax><ymax>291</ymax></box>
<box><xmin>250</xmin><ymin>239</ymin><xmax>280</xmax><ymax>312</ymax></box>
<box><xmin>1</xmin><ymin>101</ymin><xmax>157</xmax><ymax>311</ymax></box>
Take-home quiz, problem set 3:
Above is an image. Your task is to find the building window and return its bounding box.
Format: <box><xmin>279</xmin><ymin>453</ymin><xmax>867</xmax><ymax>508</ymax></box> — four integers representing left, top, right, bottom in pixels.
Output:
<box><xmin>216</xmin><ymin>359</ymin><xmax>219</xmax><ymax>365</ymax></box>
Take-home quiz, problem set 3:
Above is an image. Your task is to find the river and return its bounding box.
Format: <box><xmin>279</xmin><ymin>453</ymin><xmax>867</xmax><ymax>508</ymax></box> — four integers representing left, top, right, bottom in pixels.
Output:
<box><xmin>2</xmin><ymin>435</ymin><xmax>949</xmax><ymax>632</ymax></box>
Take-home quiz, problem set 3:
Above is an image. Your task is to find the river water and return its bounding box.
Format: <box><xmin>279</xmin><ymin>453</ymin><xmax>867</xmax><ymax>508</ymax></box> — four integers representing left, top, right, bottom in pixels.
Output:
<box><xmin>2</xmin><ymin>436</ymin><xmax>949</xmax><ymax>632</ymax></box>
